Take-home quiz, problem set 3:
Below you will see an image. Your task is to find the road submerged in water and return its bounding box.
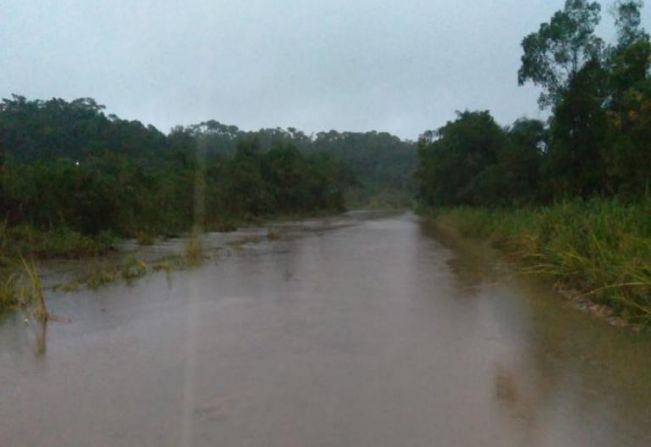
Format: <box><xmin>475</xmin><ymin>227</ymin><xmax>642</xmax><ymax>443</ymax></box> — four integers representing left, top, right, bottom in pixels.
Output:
<box><xmin>1</xmin><ymin>211</ymin><xmax>650</xmax><ymax>446</ymax></box>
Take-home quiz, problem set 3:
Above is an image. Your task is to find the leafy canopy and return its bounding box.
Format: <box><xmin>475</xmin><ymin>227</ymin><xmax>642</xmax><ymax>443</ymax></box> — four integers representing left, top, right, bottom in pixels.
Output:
<box><xmin>518</xmin><ymin>0</ymin><xmax>604</xmax><ymax>108</ymax></box>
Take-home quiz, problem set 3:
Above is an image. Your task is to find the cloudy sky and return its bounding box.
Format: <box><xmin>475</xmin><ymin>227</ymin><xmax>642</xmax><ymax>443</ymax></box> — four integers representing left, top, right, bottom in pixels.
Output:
<box><xmin>1</xmin><ymin>0</ymin><xmax>649</xmax><ymax>139</ymax></box>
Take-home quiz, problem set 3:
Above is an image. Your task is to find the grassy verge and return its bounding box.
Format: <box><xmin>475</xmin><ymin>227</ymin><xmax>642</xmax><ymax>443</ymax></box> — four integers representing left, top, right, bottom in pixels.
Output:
<box><xmin>0</xmin><ymin>224</ymin><xmax>115</xmax><ymax>260</ymax></box>
<box><xmin>424</xmin><ymin>199</ymin><xmax>651</xmax><ymax>326</ymax></box>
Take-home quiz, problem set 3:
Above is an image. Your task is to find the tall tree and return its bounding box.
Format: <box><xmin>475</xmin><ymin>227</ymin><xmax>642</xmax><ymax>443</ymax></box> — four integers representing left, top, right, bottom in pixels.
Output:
<box><xmin>604</xmin><ymin>1</ymin><xmax>651</xmax><ymax>195</ymax></box>
<box><xmin>613</xmin><ymin>0</ymin><xmax>648</xmax><ymax>47</ymax></box>
<box><xmin>518</xmin><ymin>0</ymin><xmax>604</xmax><ymax>108</ymax></box>
<box><xmin>416</xmin><ymin>111</ymin><xmax>504</xmax><ymax>206</ymax></box>
<box><xmin>545</xmin><ymin>59</ymin><xmax>610</xmax><ymax>198</ymax></box>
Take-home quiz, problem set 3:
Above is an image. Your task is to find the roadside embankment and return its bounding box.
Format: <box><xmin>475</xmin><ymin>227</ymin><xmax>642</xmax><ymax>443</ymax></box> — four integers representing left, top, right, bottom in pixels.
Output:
<box><xmin>422</xmin><ymin>199</ymin><xmax>651</xmax><ymax>326</ymax></box>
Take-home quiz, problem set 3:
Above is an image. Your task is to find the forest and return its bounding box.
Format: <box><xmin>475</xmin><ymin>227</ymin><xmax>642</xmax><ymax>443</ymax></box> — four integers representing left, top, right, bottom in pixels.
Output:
<box><xmin>0</xmin><ymin>95</ymin><xmax>416</xmax><ymax>263</ymax></box>
<box><xmin>416</xmin><ymin>0</ymin><xmax>651</xmax><ymax>323</ymax></box>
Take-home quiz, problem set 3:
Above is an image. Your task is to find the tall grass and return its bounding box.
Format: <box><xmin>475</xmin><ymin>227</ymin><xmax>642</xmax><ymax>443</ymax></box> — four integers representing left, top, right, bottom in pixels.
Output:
<box><xmin>184</xmin><ymin>231</ymin><xmax>203</xmax><ymax>266</ymax></box>
<box><xmin>433</xmin><ymin>198</ymin><xmax>651</xmax><ymax>324</ymax></box>
<box><xmin>0</xmin><ymin>258</ymin><xmax>48</xmax><ymax>319</ymax></box>
<box><xmin>20</xmin><ymin>259</ymin><xmax>47</xmax><ymax>323</ymax></box>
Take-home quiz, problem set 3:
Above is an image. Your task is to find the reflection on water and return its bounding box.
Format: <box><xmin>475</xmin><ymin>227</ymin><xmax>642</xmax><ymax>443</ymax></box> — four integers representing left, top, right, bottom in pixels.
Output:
<box><xmin>0</xmin><ymin>212</ymin><xmax>650</xmax><ymax>447</ymax></box>
<box><xmin>34</xmin><ymin>319</ymin><xmax>47</xmax><ymax>356</ymax></box>
<box><xmin>419</xmin><ymin>217</ymin><xmax>651</xmax><ymax>446</ymax></box>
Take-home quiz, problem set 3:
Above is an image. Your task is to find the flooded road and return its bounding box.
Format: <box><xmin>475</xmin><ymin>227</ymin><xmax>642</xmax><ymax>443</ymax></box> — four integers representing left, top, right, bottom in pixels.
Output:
<box><xmin>1</xmin><ymin>212</ymin><xmax>650</xmax><ymax>446</ymax></box>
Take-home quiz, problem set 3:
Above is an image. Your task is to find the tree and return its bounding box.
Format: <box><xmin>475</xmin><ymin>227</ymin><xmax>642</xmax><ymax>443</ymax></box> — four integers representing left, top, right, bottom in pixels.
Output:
<box><xmin>613</xmin><ymin>0</ymin><xmax>648</xmax><ymax>47</ymax></box>
<box><xmin>473</xmin><ymin>119</ymin><xmax>547</xmax><ymax>205</ymax></box>
<box><xmin>416</xmin><ymin>111</ymin><xmax>505</xmax><ymax>206</ymax></box>
<box><xmin>519</xmin><ymin>0</ymin><xmax>604</xmax><ymax>108</ymax></box>
<box><xmin>545</xmin><ymin>59</ymin><xmax>610</xmax><ymax>198</ymax></box>
<box><xmin>600</xmin><ymin>1</ymin><xmax>651</xmax><ymax>195</ymax></box>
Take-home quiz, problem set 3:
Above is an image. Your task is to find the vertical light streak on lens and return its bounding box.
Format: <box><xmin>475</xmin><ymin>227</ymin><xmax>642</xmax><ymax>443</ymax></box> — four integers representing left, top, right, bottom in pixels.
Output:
<box><xmin>179</xmin><ymin>135</ymin><xmax>207</xmax><ymax>447</ymax></box>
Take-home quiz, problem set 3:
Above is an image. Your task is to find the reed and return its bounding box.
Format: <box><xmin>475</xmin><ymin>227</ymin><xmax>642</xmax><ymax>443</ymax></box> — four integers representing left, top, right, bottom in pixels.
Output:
<box><xmin>20</xmin><ymin>258</ymin><xmax>48</xmax><ymax>323</ymax></box>
<box><xmin>0</xmin><ymin>258</ymin><xmax>49</xmax><ymax>319</ymax></box>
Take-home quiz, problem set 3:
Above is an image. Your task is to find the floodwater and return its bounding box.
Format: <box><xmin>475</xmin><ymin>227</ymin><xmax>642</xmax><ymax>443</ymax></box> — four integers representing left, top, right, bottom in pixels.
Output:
<box><xmin>1</xmin><ymin>211</ymin><xmax>650</xmax><ymax>447</ymax></box>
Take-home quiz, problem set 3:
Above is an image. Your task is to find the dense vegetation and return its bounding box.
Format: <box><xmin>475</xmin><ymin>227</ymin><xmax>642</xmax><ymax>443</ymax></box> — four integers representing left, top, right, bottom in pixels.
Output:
<box><xmin>0</xmin><ymin>104</ymin><xmax>357</xmax><ymax>245</ymax></box>
<box><xmin>418</xmin><ymin>0</ymin><xmax>650</xmax><ymax>206</ymax></box>
<box><xmin>169</xmin><ymin>122</ymin><xmax>416</xmax><ymax>207</ymax></box>
<box><xmin>0</xmin><ymin>90</ymin><xmax>417</xmax><ymax>312</ymax></box>
<box><xmin>416</xmin><ymin>0</ymin><xmax>651</xmax><ymax>323</ymax></box>
<box><xmin>0</xmin><ymin>95</ymin><xmax>420</xmax><ymax>252</ymax></box>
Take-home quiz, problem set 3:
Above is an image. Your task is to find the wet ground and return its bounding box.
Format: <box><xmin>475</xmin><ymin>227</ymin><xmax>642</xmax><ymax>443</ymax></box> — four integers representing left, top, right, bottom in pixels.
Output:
<box><xmin>1</xmin><ymin>211</ymin><xmax>650</xmax><ymax>446</ymax></box>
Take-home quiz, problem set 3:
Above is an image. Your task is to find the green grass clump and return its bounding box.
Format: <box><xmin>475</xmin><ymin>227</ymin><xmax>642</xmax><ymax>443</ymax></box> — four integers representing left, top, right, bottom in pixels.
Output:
<box><xmin>0</xmin><ymin>259</ymin><xmax>47</xmax><ymax>319</ymax></box>
<box><xmin>0</xmin><ymin>223</ymin><xmax>114</xmax><ymax>259</ymax></box>
<box><xmin>0</xmin><ymin>224</ymin><xmax>115</xmax><ymax>312</ymax></box>
<box><xmin>81</xmin><ymin>256</ymin><xmax>149</xmax><ymax>290</ymax></box>
<box><xmin>184</xmin><ymin>232</ymin><xmax>203</xmax><ymax>266</ymax></box>
<box><xmin>432</xmin><ymin>198</ymin><xmax>651</xmax><ymax>324</ymax></box>
<box><xmin>86</xmin><ymin>269</ymin><xmax>119</xmax><ymax>290</ymax></box>
<box><xmin>20</xmin><ymin>259</ymin><xmax>47</xmax><ymax>322</ymax></box>
<box><xmin>121</xmin><ymin>256</ymin><xmax>148</xmax><ymax>281</ymax></box>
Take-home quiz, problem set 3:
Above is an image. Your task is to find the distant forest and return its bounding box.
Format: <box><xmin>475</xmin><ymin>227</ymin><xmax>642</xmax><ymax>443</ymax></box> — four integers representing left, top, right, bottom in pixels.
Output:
<box><xmin>0</xmin><ymin>95</ymin><xmax>415</xmax><ymax>242</ymax></box>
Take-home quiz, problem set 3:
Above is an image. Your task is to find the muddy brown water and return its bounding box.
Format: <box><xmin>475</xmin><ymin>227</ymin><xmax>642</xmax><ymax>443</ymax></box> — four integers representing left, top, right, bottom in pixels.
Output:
<box><xmin>1</xmin><ymin>211</ymin><xmax>650</xmax><ymax>446</ymax></box>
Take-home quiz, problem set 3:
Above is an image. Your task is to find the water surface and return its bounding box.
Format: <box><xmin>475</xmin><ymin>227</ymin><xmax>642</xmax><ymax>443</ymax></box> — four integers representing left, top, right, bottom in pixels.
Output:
<box><xmin>1</xmin><ymin>212</ymin><xmax>650</xmax><ymax>446</ymax></box>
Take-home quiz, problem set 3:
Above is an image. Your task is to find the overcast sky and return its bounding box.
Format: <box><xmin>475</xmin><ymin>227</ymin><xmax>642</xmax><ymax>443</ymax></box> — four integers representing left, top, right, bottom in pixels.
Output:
<box><xmin>1</xmin><ymin>0</ymin><xmax>650</xmax><ymax>139</ymax></box>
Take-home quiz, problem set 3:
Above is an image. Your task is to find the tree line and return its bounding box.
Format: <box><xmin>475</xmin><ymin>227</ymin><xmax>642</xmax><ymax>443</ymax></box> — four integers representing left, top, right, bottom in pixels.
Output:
<box><xmin>0</xmin><ymin>93</ymin><xmax>418</xmax><ymax>242</ymax></box>
<box><xmin>0</xmin><ymin>100</ymin><xmax>363</xmax><ymax>239</ymax></box>
<box><xmin>169</xmin><ymin>122</ymin><xmax>416</xmax><ymax>202</ymax></box>
<box><xmin>417</xmin><ymin>0</ymin><xmax>651</xmax><ymax>207</ymax></box>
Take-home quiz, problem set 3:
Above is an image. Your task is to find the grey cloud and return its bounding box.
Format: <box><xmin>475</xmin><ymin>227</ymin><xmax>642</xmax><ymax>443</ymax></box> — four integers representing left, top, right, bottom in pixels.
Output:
<box><xmin>1</xmin><ymin>0</ymin><xmax>648</xmax><ymax>138</ymax></box>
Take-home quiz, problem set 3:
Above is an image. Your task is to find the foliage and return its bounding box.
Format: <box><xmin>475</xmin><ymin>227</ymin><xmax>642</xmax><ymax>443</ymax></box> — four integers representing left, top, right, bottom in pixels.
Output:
<box><xmin>416</xmin><ymin>0</ymin><xmax>651</xmax><ymax>323</ymax></box>
<box><xmin>169</xmin><ymin>123</ymin><xmax>416</xmax><ymax>204</ymax></box>
<box><xmin>544</xmin><ymin>59</ymin><xmax>609</xmax><ymax>198</ymax></box>
<box><xmin>0</xmin><ymin>258</ymin><xmax>47</xmax><ymax>318</ymax></box>
<box><xmin>0</xmin><ymin>96</ymin><xmax>372</xmax><ymax>311</ymax></box>
<box><xmin>0</xmin><ymin>223</ymin><xmax>114</xmax><ymax>260</ymax></box>
<box><xmin>1</xmin><ymin>138</ymin><xmax>353</xmax><ymax>247</ymax></box>
<box><xmin>0</xmin><ymin>95</ymin><xmax>167</xmax><ymax>162</ymax></box>
<box><xmin>417</xmin><ymin>0</ymin><xmax>651</xmax><ymax>208</ymax></box>
<box><xmin>184</xmin><ymin>232</ymin><xmax>204</xmax><ymax>266</ymax></box>
<box><xmin>518</xmin><ymin>0</ymin><xmax>604</xmax><ymax>108</ymax></box>
<box><xmin>433</xmin><ymin>199</ymin><xmax>651</xmax><ymax>324</ymax></box>
<box><xmin>417</xmin><ymin>112</ymin><xmax>541</xmax><ymax>206</ymax></box>
<box><xmin>0</xmin><ymin>95</ymin><xmax>414</xmax><ymax>226</ymax></box>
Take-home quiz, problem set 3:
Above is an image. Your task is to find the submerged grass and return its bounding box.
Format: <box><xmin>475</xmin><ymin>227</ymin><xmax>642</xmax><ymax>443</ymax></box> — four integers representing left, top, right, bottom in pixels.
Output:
<box><xmin>21</xmin><ymin>259</ymin><xmax>47</xmax><ymax>323</ymax></box>
<box><xmin>61</xmin><ymin>256</ymin><xmax>181</xmax><ymax>292</ymax></box>
<box><xmin>0</xmin><ymin>211</ymin><xmax>341</xmax><ymax>313</ymax></box>
<box><xmin>0</xmin><ymin>258</ymin><xmax>48</xmax><ymax>319</ymax></box>
<box><xmin>428</xmin><ymin>198</ymin><xmax>651</xmax><ymax>325</ymax></box>
<box><xmin>184</xmin><ymin>230</ymin><xmax>204</xmax><ymax>266</ymax></box>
